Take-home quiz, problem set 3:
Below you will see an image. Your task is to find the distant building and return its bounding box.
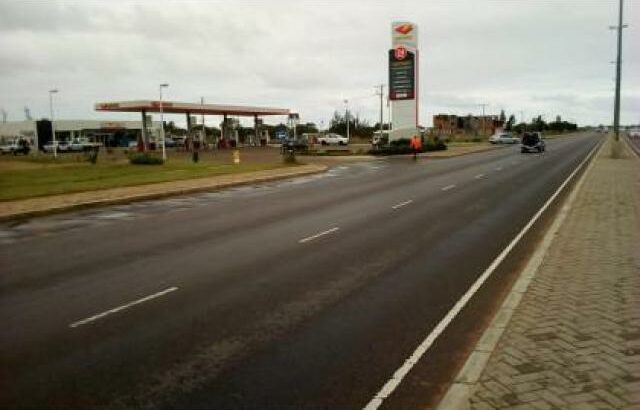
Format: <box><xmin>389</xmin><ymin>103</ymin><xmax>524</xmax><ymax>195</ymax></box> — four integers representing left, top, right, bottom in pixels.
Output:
<box><xmin>0</xmin><ymin>119</ymin><xmax>161</xmax><ymax>149</ymax></box>
<box><xmin>433</xmin><ymin>114</ymin><xmax>504</xmax><ymax>136</ymax></box>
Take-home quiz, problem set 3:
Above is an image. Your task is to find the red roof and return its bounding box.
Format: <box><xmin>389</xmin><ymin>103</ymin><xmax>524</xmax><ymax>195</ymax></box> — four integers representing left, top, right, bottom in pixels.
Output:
<box><xmin>95</xmin><ymin>100</ymin><xmax>290</xmax><ymax>116</ymax></box>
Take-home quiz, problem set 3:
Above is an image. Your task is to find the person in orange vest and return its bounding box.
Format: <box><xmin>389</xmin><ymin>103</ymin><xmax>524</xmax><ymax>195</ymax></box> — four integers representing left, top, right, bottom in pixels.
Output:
<box><xmin>409</xmin><ymin>135</ymin><xmax>422</xmax><ymax>160</ymax></box>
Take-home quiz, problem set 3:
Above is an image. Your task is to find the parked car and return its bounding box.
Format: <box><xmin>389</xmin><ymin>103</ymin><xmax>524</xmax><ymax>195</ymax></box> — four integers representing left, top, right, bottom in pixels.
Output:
<box><xmin>0</xmin><ymin>138</ymin><xmax>31</xmax><ymax>155</ymax></box>
<box><xmin>317</xmin><ymin>133</ymin><xmax>348</xmax><ymax>146</ymax></box>
<box><xmin>628</xmin><ymin>129</ymin><xmax>640</xmax><ymax>138</ymax></box>
<box><xmin>521</xmin><ymin>132</ymin><xmax>546</xmax><ymax>153</ymax></box>
<box><xmin>282</xmin><ymin>137</ymin><xmax>308</xmax><ymax>153</ymax></box>
<box><xmin>489</xmin><ymin>132</ymin><xmax>519</xmax><ymax>144</ymax></box>
<box><xmin>68</xmin><ymin>138</ymin><xmax>101</xmax><ymax>152</ymax></box>
<box><xmin>163</xmin><ymin>137</ymin><xmax>177</xmax><ymax>148</ymax></box>
<box><xmin>371</xmin><ymin>131</ymin><xmax>389</xmax><ymax>147</ymax></box>
<box><xmin>43</xmin><ymin>140</ymin><xmax>70</xmax><ymax>153</ymax></box>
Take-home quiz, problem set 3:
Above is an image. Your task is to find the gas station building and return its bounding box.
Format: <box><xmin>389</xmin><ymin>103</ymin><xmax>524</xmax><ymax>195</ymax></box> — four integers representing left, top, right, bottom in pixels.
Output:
<box><xmin>95</xmin><ymin>100</ymin><xmax>290</xmax><ymax>149</ymax></box>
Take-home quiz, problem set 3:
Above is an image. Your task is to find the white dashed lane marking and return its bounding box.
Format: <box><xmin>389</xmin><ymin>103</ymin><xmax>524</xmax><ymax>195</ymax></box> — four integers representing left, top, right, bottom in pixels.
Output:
<box><xmin>69</xmin><ymin>287</ymin><xmax>179</xmax><ymax>328</ymax></box>
<box><xmin>391</xmin><ymin>200</ymin><xmax>413</xmax><ymax>210</ymax></box>
<box><xmin>299</xmin><ymin>227</ymin><xmax>340</xmax><ymax>243</ymax></box>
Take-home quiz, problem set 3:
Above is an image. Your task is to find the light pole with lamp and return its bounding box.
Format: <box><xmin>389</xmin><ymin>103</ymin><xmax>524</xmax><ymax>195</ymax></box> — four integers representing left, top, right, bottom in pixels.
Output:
<box><xmin>610</xmin><ymin>0</ymin><xmax>627</xmax><ymax>143</ymax></box>
<box><xmin>479</xmin><ymin>103</ymin><xmax>488</xmax><ymax>137</ymax></box>
<box><xmin>159</xmin><ymin>83</ymin><xmax>169</xmax><ymax>161</ymax></box>
<box><xmin>49</xmin><ymin>89</ymin><xmax>59</xmax><ymax>158</ymax></box>
<box><xmin>344</xmin><ymin>99</ymin><xmax>350</xmax><ymax>140</ymax></box>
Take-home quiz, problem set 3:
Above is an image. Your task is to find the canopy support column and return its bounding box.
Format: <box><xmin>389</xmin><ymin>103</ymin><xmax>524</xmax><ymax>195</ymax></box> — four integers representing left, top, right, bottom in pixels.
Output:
<box><xmin>140</xmin><ymin>110</ymin><xmax>148</xmax><ymax>152</ymax></box>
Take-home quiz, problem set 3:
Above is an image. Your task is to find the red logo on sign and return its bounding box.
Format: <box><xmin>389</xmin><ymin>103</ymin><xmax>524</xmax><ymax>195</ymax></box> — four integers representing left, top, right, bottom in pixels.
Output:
<box><xmin>394</xmin><ymin>46</ymin><xmax>408</xmax><ymax>60</ymax></box>
<box><xmin>395</xmin><ymin>24</ymin><xmax>413</xmax><ymax>35</ymax></box>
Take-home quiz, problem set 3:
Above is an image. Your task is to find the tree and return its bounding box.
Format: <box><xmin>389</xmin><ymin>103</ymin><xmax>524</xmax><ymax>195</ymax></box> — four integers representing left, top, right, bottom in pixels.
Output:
<box><xmin>505</xmin><ymin>114</ymin><xmax>516</xmax><ymax>131</ymax></box>
<box><xmin>328</xmin><ymin>111</ymin><xmax>374</xmax><ymax>138</ymax></box>
<box><xmin>295</xmin><ymin>122</ymin><xmax>319</xmax><ymax>135</ymax></box>
<box><xmin>499</xmin><ymin>109</ymin><xmax>506</xmax><ymax>123</ymax></box>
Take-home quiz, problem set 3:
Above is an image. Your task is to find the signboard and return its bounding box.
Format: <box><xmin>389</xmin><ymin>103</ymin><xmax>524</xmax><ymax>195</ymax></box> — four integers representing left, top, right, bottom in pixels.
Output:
<box><xmin>391</xmin><ymin>22</ymin><xmax>417</xmax><ymax>50</ymax></box>
<box><xmin>100</xmin><ymin>121</ymin><xmax>126</xmax><ymax>129</ymax></box>
<box><xmin>389</xmin><ymin>49</ymin><xmax>415</xmax><ymax>100</ymax></box>
<box><xmin>96</xmin><ymin>103</ymin><xmax>120</xmax><ymax>110</ymax></box>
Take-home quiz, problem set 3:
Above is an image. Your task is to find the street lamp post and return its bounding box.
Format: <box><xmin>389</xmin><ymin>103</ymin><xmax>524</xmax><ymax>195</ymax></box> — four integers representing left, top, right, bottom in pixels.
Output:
<box><xmin>344</xmin><ymin>99</ymin><xmax>350</xmax><ymax>140</ymax></box>
<box><xmin>159</xmin><ymin>83</ymin><xmax>169</xmax><ymax>161</ymax></box>
<box><xmin>610</xmin><ymin>0</ymin><xmax>627</xmax><ymax>142</ymax></box>
<box><xmin>49</xmin><ymin>89</ymin><xmax>59</xmax><ymax>158</ymax></box>
<box><xmin>479</xmin><ymin>103</ymin><xmax>488</xmax><ymax>137</ymax></box>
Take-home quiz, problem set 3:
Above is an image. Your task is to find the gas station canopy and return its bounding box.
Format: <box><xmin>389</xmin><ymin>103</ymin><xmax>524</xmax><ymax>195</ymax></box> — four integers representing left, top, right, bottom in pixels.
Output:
<box><xmin>95</xmin><ymin>100</ymin><xmax>290</xmax><ymax>117</ymax></box>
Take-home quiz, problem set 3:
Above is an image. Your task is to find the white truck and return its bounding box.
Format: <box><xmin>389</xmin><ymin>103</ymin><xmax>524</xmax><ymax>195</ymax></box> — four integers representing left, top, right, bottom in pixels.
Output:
<box><xmin>317</xmin><ymin>133</ymin><xmax>348</xmax><ymax>146</ymax></box>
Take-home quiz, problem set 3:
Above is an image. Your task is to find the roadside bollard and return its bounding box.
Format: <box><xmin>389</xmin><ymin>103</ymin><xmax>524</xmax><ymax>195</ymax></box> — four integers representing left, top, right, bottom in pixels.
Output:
<box><xmin>283</xmin><ymin>147</ymin><xmax>296</xmax><ymax>164</ymax></box>
<box><xmin>233</xmin><ymin>150</ymin><xmax>240</xmax><ymax>164</ymax></box>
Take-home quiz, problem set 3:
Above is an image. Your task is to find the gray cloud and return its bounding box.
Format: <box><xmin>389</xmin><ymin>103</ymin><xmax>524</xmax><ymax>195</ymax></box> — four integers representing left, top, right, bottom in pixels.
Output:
<box><xmin>0</xmin><ymin>0</ymin><xmax>638</xmax><ymax>127</ymax></box>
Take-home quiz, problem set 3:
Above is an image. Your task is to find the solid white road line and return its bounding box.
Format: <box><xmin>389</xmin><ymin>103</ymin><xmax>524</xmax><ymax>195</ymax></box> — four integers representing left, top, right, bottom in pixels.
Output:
<box><xmin>495</xmin><ymin>166</ymin><xmax>503</xmax><ymax>171</ymax></box>
<box><xmin>474</xmin><ymin>173</ymin><xmax>485</xmax><ymax>179</ymax></box>
<box><xmin>69</xmin><ymin>286</ymin><xmax>179</xmax><ymax>328</ymax></box>
<box><xmin>441</xmin><ymin>184</ymin><xmax>456</xmax><ymax>191</ymax></box>
<box><xmin>362</xmin><ymin>140</ymin><xmax>601</xmax><ymax>410</ymax></box>
<box><xmin>391</xmin><ymin>200</ymin><xmax>413</xmax><ymax>210</ymax></box>
<box><xmin>299</xmin><ymin>227</ymin><xmax>340</xmax><ymax>243</ymax></box>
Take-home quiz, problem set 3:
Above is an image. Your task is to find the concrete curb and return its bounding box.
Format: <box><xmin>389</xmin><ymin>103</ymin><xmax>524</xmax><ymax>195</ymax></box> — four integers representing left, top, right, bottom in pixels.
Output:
<box><xmin>436</xmin><ymin>139</ymin><xmax>605</xmax><ymax>410</ymax></box>
<box><xmin>421</xmin><ymin>145</ymin><xmax>503</xmax><ymax>159</ymax></box>
<box><xmin>0</xmin><ymin>164</ymin><xmax>327</xmax><ymax>222</ymax></box>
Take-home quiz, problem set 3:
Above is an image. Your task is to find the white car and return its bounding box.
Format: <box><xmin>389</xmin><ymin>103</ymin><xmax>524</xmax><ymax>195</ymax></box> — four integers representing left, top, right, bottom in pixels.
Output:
<box><xmin>317</xmin><ymin>133</ymin><xmax>348</xmax><ymax>146</ymax></box>
<box><xmin>0</xmin><ymin>138</ymin><xmax>31</xmax><ymax>155</ymax></box>
<box><xmin>489</xmin><ymin>133</ymin><xmax>519</xmax><ymax>144</ymax></box>
<box><xmin>628</xmin><ymin>129</ymin><xmax>640</xmax><ymax>138</ymax></box>
<box><xmin>68</xmin><ymin>138</ymin><xmax>101</xmax><ymax>152</ymax></box>
<box><xmin>43</xmin><ymin>140</ymin><xmax>70</xmax><ymax>153</ymax></box>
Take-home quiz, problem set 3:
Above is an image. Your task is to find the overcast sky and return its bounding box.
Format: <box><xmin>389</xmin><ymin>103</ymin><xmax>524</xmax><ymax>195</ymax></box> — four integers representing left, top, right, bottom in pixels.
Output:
<box><xmin>0</xmin><ymin>0</ymin><xmax>638</xmax><ymax>127</ymax></box>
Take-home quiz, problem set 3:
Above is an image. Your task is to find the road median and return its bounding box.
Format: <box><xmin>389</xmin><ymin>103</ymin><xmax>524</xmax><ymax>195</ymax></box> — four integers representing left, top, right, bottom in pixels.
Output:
<box><xmin>0</xmin><ymin>164</ymin><xmax>327</xmax><ymax>221</ymax></box>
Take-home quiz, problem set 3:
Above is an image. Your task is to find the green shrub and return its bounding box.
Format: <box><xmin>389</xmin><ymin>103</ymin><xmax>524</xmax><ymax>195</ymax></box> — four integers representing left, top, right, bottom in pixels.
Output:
<box><xmin>423</xmin><ymin>140</ymin><xmax>448</xmax><ymax>151</ymax></box>
<box><xmin>369</xmin><ymin>139</ymin><xmax>447</xmax><ymax>156</ymax></box>
<box><xmin>390</xmin><ymin>138</ymin><xmax>411</xmax><ymax>147</ymax></box>
<box><xmin>128</xmin><ymin>152</ymin><xmax>164</xmax><ymax>165</ymax></box>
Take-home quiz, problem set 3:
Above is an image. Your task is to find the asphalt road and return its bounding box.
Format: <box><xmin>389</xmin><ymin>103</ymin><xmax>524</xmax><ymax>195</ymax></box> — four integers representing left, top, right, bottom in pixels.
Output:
<box><xmin>0</xmin><ymin>133</ymin><xmax>600</xmax><ymax>409</ymax></box>
<box><xmin>626</xmin><ymin>133</ymin><xmax>640</xmax><ymax>157</ymax></box>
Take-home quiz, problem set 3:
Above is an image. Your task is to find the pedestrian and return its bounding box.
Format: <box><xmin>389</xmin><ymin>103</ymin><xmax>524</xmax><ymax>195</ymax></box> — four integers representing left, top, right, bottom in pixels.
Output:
<box><xmin>410</xmin><ymin>135</ymin><xmax>422</xmax><ymax>160</ymax></box>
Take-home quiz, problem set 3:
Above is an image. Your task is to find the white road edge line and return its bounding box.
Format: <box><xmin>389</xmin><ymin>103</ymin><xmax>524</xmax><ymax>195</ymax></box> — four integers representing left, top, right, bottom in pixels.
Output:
<box><xmin>441</xmin><ymin>184</ymin><xmax>456</xmax><ymax>191</ymax></box>
<box><xmin>362</xmin><ymin>140</ymin><xmax>601</xmax><ymax>410</ymax></box>
<box><xmin>474</xmin><ymin>173</ymin><xmax>485</xmax><ymax>179</ymax></box>
<box><xmin>299</xmin><ymin>227</ymin><xmax>340</xmax><ymax>243</ymax></box>
<box><xmin>69</xmin><ymin>286</ymin><xmax>179</xmax><ymax>328</ymax></box>
<box><xmin>392</xmin><ymin>200</ymin><xmax>413</xmax><ymax>210</ymax></box>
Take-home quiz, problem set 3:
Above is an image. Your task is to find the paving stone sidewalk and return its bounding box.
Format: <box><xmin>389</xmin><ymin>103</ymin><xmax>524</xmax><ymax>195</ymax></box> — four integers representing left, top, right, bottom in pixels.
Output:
<box><xmin>443</xmin><ymin>137</ymin><xmax>640</xmax><ymax>410</ymax></box>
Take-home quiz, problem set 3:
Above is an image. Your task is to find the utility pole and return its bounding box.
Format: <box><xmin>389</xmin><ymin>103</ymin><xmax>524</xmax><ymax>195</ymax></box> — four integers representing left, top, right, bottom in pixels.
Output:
<box><xmin>375</xmin><ymin>84</ymin><xmax>385</xmax><ymax>137</ymax></box>
<box><xmin>387</xmin><ymin>94</ymin><xmax>391</xmax><ymax>132</ymax></box>
<box><xmin>479</xmin><ymin>103</ymin><xmax>488</xmax><ymax>136</ymax></box>
<box><xmin>610</xmin><ymin>0</ymin><xmax>627</xmax><ymax>142</ymax></box>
